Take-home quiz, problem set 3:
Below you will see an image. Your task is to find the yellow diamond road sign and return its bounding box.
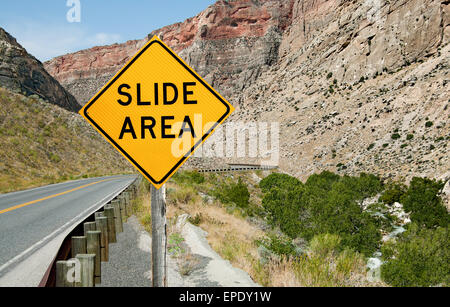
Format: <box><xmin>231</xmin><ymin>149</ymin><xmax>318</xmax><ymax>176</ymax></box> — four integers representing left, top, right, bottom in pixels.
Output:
<box><xmin>79</xmin><ymin>36</ymin><xmax>234</xmax><ymax>189</ymax></box>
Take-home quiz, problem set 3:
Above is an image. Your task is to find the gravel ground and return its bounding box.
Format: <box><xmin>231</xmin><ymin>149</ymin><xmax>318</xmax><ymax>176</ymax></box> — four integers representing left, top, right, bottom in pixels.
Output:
<box><xmin>98</xmin><ymin>216</ymin><xmax>183</xmax><ymax>287</ymax></box>
<box><xmin>177</xmin><ymin>214</ymin><xmax>259</xmax><ymax>287</ymax></box>
<box><xmin>98</xmin><ymin>215</ymin><xmax>259</xmax><ymax>287</ymax></box>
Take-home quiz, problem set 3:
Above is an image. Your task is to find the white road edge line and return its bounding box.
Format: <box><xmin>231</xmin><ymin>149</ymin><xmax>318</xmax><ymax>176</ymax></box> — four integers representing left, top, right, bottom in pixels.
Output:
<box><xmin>0</xmin><ymin>177</ymin><xmax>135</xmax><ymax>276</ymax></box>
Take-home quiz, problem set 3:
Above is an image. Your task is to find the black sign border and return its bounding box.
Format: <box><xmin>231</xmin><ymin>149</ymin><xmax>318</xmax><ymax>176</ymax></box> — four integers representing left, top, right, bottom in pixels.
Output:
<box><xmin>83</xmin><ymin>39</ymin><xmax>231</xmax><ymax>186</ymax></box>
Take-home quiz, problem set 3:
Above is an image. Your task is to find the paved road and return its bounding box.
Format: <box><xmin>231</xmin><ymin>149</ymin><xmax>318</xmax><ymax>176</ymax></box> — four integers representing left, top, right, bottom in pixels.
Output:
<box><xmin>0</xmin><ymin>175</ymin><xmax>137</xmax><ymax>286</ymax></box>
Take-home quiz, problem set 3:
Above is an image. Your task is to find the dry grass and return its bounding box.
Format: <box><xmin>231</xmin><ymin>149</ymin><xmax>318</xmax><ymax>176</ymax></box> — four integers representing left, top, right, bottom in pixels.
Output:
<box><xmin>131</xmin><ymin>179</ymin><xmax>152</xmax><ymax>232</ymax></box>
<box><xmin>0</xmin><ymin>87</ymin><xmax>134</xmax><ymax>193</ymax></box>
<box><xmin>165</xmin><ymin>180</ymin><xmax>267</xmax><ymax>281</ymax></box>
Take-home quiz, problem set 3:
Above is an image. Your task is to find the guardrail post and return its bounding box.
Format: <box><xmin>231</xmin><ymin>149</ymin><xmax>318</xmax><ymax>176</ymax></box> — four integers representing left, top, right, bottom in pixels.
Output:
<box><xmin>111</xmin><ymin>200</ymin><xmax>123</xmax><ymax>233</ymax></box>
<box><xmin>71</xmin><ymin>236</ymin><xmax>87</xmax><ymax>258</ymax></box>
<box><xmin>56</xmin><ymin>261</ymin><xmax>74</xmax><ymax>287</ymax></box>
<box><xmin>119</xmin><ymin>196</ymin><xmax>126</xmax><ymax>222</ymax></box>
<box><xmin>151</xmin><ymin>184</ymin><xmax>167</xmax><ymax>287</ymax></box>
<box><xmin>76</xmin><ymin>254</ymin><xmax>95</xmax><ymax>287</ymax></box>
<box><xmin>130</xmin><ymin>186</ymin><xmax>136</xmax><ymax>199</ymax></box>
<box><xmin>95</xmin><ymin>216</ymin><xmax>109</xmax><ymax>261</ymax></box>
<box><xmin>86</xmin><ymin>230</ymin><xmax>101</xmax><ymax>284</ymax></box>
<box><xmin>83</xmin><ymin>221</ymin><xmax>96</xmax><ymax>236</ymax></box>
<box><xmin>104</xmin><ymin>206</ymin><xmax>117</xmax><ymax>243</ymax></box>
<box><xmin>123</xmin><ymin>192</ymin><xmax>131</xmax><ymax>216</ymax></box>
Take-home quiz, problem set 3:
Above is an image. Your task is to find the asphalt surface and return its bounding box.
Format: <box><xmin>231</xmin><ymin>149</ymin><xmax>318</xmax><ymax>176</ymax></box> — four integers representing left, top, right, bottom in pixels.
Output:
<box><xmin>0</xmin><ymin>175</ymin><xmax>136</xmax><ymax>282</ymax></box>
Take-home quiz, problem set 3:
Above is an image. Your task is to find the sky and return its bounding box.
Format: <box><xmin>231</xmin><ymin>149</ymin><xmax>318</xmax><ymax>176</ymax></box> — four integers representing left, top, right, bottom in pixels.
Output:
<box><xmin>0</xmin><ymin>0</ymin><xmax>216</xmax><ymax>62</ymax></box>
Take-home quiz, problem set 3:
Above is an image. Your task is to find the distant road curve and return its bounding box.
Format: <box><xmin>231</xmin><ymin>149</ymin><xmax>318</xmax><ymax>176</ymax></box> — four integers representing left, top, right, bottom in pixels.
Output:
<box><xmin>0</xmin><ymin>175</ymin><xmax>137</xmax><ymax>286</ymax></box>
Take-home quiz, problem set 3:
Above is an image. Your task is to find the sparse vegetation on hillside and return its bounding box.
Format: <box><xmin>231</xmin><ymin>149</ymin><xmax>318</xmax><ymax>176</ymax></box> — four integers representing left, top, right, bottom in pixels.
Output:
<box><xmin>0</xmin><ymin>87</ymin><xmax>133</xmax><ymax>193</ymax></box>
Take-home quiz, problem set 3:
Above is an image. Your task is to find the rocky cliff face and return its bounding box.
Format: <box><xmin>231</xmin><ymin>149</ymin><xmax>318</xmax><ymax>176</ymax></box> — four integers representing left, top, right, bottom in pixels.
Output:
<box><xmin>44</xmin><ymin>39</ymin><xmax>147</xmax><ymax>107</ymax></box>
<box><xmin>45</xmin><ymin>0</ymin><xmax>293</xmax><ymax>105</ymax></box>
<box><xmin>44</xmin><ymin>0</ymin><xmax>450</xmax><ymax>182</ymax></box>
<box><xmin>0</xmin><ymin>27</ymin><xmax>80</xmax><ymax>112</ymax></box>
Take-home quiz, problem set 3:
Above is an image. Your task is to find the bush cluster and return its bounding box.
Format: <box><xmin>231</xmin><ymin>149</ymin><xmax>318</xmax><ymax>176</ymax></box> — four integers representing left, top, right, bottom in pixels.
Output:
<box><xmin>213</xmin><ymin>177</ymin><xmax>250</xmax><ymax>209</ymax></box>
<box><xmin>400</xmin><ymin>177</ymin><xmax>448</xmax><ymax>228</ymax></box>
<box><xmin>260</xmin><ymin>171</ymin><xmax>383</xmax><ymax>256</ymax></box>
<box><xmin>256</xmin><ymin>234</ymin><xmax>298</xmax><ymax>257</ymax></box>
<box><xmin>381</xmin><ymin>224</ymin><xmax>449</xmax><ymax>287</ymax></box>
<box><xmin>172</xmin><ymin>170</ymin><xmax>205</xmax><ymax>185</ymax></box>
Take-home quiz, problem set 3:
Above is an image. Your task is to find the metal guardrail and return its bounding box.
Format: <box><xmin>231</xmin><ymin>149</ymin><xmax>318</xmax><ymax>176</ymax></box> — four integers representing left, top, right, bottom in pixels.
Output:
<box><xmin>197</xmin><ymin>164</ymin><xmax>278</xmax><ymax>173</ymax></box>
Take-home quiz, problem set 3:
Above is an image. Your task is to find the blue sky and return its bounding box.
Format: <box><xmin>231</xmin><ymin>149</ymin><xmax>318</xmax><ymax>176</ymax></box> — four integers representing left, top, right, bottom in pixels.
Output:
<box><xmin>0</xmin><ymin>0</ymin><xmax>215</xmax><ymax>62</ymax></box>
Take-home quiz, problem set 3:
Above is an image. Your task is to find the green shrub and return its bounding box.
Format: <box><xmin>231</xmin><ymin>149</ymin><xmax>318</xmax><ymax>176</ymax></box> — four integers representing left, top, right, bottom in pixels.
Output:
<box><xmin>172</xmin><ymin>186</ymin><xmax>197</xmax><ymax>204</ymax></box>
<box><xmin>381</xmin><ymin>224</ymin><xmax>449</xmax><ymax>287</ymax></box>
<box><xmin>379</xmin><ymin>182</ymin><xmax>407</xmax><ymax>205</ymax></box>
<box><xmin>305</xmin><ymin>171</ymin><xmax>340</xmax><ymax>192</ymax></box>
<box><xmin>214</xmin><ymin>177</ymin><xmax>250</xmax><ymax>208</ymax></box>
<box><xmin>256</xmin><ymin>234</ymin><xmax>298</xmax><ymax>257</ymax></box>
<box><xmin>172</xmin><ymin>170</ymin><xmax>205</xmax><ymax>185</ymax></box>
<box><xmin>262</xmin><ymin>185</ymin><xmax>305</xmax><ymax>238</ymax></box>
<box><xmin>425</xmin><ymin>121</ymin><xmax>433</xmax><ymax>128</ymax></box>
<box><xmin>309</xmin><ymin>234</ymin><xmax>341</xmax><ymax>258</ymax></box>
<box><xmin>290</xmin><ymin>235</ymin><xmax>366</xmax><ymax>286</ymax></box>
<box><xmin>391</xmin><ymin>133</ymin><xmax>401</xmax><ymax>140</ymax></box>
<box><xmin>259</xmin><ymin>173</ymin><xmax>302</xmax><ymax>192</ymax></box>
<box><xmin>189</xmin><ymin>213</ymin><xmax>203</xmax><ymax>226</ymax></box>
<box><xmin>400</xmin><ymin>177</ymin><xmax>449</xmax><ymax>228</ymax></box>
<box><xmin>326</xmin><ymin>72</ymin><xmax>333</xmax><ymax>79</ymax></box>
<box><xmin>49</xmin><ymin>153</ymin><xmax>61</xmax><ymax>163</ymax></box>
<box><xmin>406</xmin><ymin>134</ymin><xmax>414</xmax><ymax>140</ymax></box>
<box><xmin>261</xmin><ymin>171</ymin><xmax>383</xmax><ymax>256</ymax></box>
<box><xmin>168</xmin><ymin>233</ymin><xmax>185</xmax><ymax>256</ymax></box>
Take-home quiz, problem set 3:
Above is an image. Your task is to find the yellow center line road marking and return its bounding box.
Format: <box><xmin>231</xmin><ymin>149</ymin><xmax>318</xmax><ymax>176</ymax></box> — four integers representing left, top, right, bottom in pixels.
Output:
<box><xmin>0</xmin><ymin>178</ymin><xmax>114</xmax><ymax>215</ymax></box>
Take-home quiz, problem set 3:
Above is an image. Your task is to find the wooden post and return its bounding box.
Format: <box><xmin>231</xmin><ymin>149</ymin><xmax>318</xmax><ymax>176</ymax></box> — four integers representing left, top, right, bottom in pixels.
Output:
<box><xmin>95</xmin><ymin>216</ymin><xmax>109</xmax><ymax>261</ymax></box>
<box><xmin>151</xmin><ymin>184</ymin><xmax>167</xmax><ymax>287</ymax></box>
<box><xmin>55</xmin><ymin>261</ymin><xmax>66</xmax><ymax>287</ymax></box>
<box><xmin>71</xmin><ymin>236</ymin><xmax>87</xmax><ymax>258</ymax></box>
<box><xmin>128</xmin><ymin>187</ymin><xmax>135</xmax><ymax>199</ymax></box>
<box><xmin>111</xmin><ymin>200</ymin><xmax>123</xmax><ymax>233</ymax></box>
<box><xmin>83</xmin><ymin>222</ymin><xmax>96</xmax><ymax>237</ymax></box>
<box><xmin>130</xmin><ymin>185</ymin><xmax>136</xmax><ymax>198</ymax></box>
<box><xmin>104</xmin><ymin>207</ymin><xmax>117</xmax><ymax>243</ymax></box>
<box><xmin>86</xmin><ymin>231</ymin><xmax>101</xmax><ymax>284</ymax></box>
<box><xmin>56</xmin><ymin>261</ymin><xmax>74</xmax><ymax>287</ymax></box>
<box><xmin>119</xmin><ymin>196</ymin><xmax>126</xmax><ymax>222</ymax></box>
<box><xmin>76</xmin><ymin>254</ymin><xmax>95</xmax><ymax>287</ymax></box>
<box><xmin>123</xmin><ymin>192</ymin><xmax>131</xmax><ymax>216</ymax></box>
